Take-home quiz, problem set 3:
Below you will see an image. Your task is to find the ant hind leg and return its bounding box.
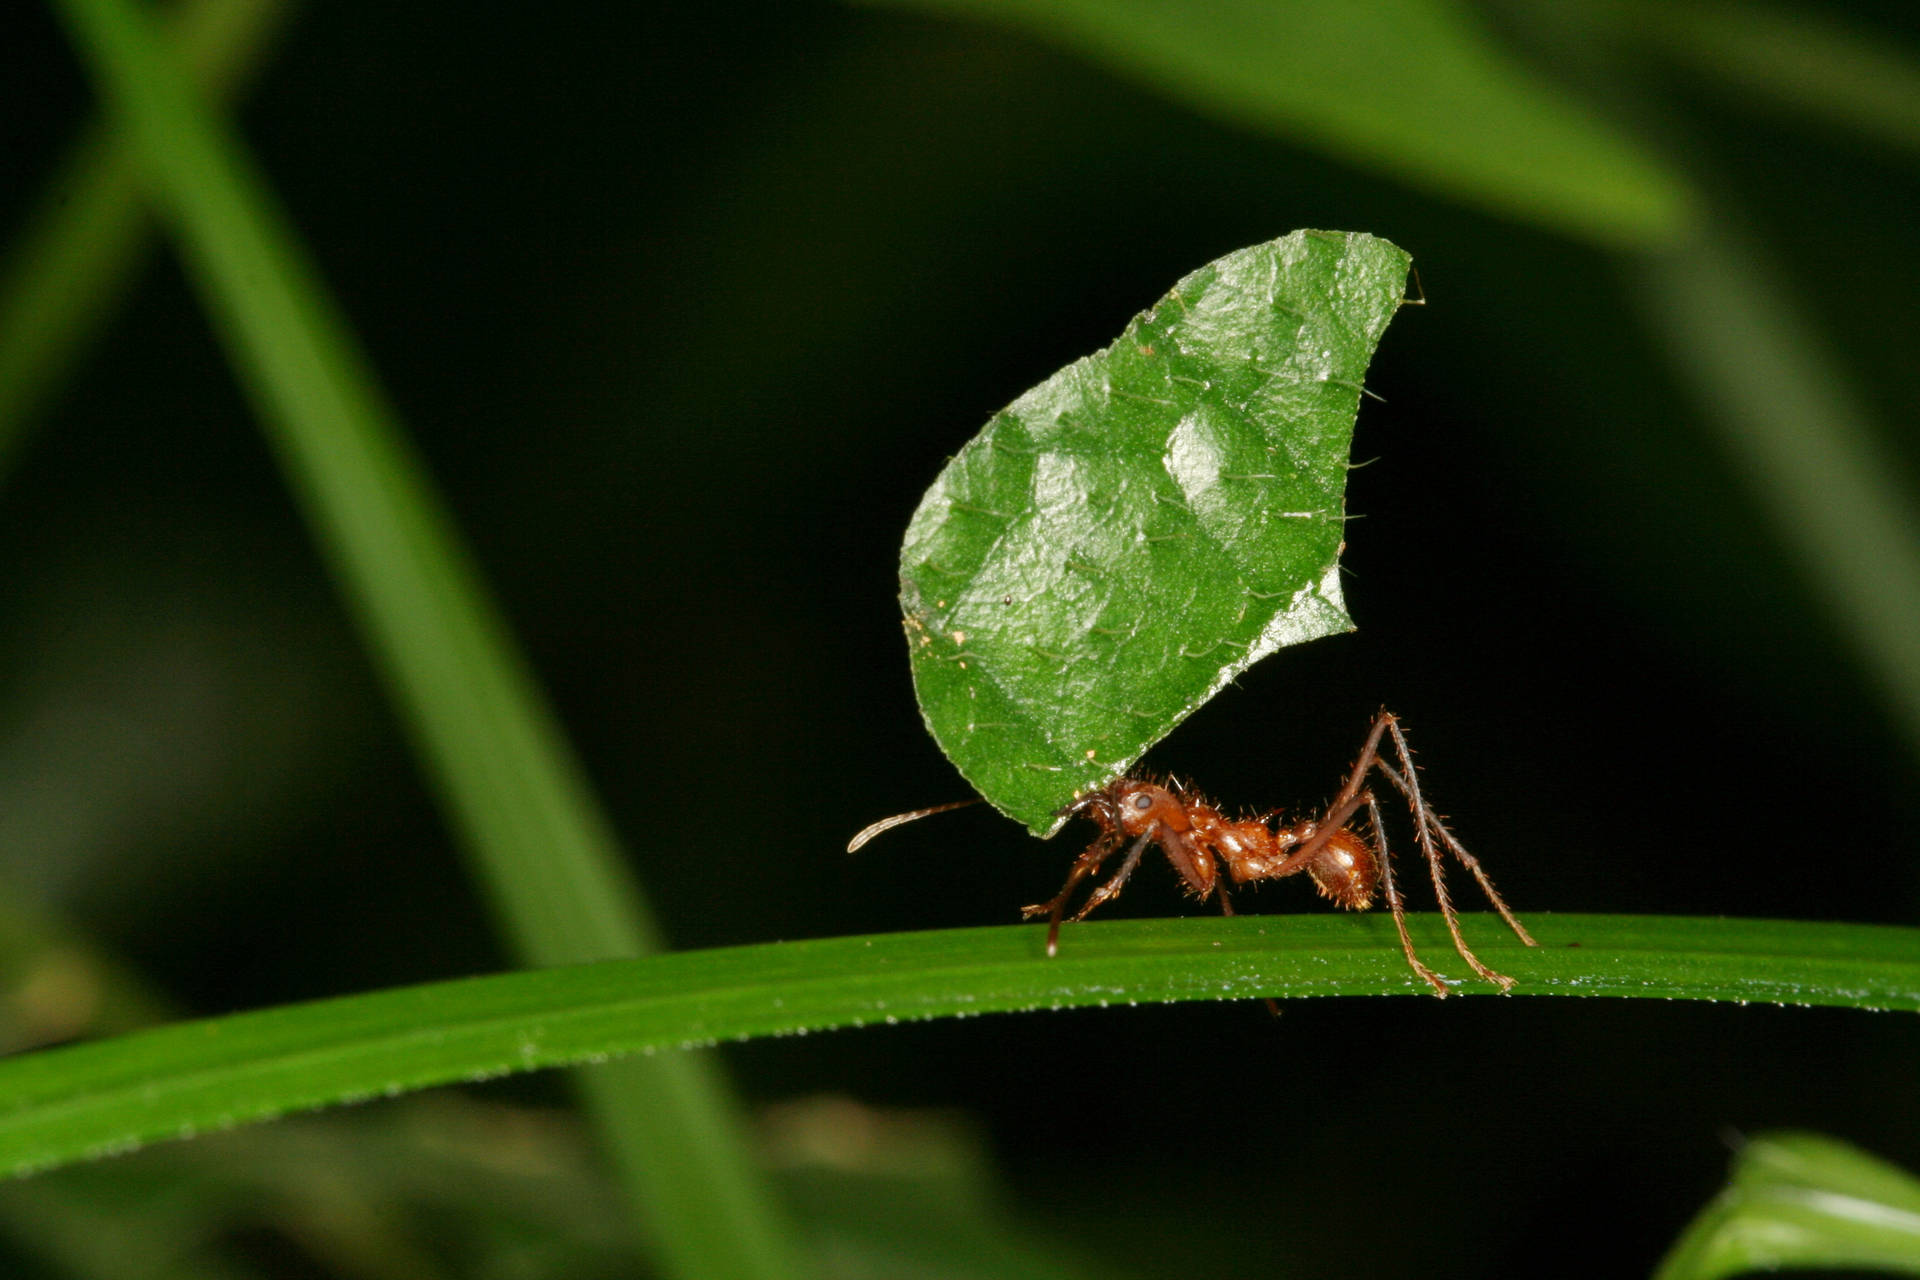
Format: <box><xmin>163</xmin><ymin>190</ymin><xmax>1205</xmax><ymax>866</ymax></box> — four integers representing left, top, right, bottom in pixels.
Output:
<box><xmin>1380</xmin><ymin>756</ymin><xmax>1536</xmax><ymax>949</ymax></box>
<box><xmin>1365</xmin><ymin>789</ymin><xmax>1451</xmax><ymax>997</ymax></box>
<box><xmin>1370</xmin><ymin>716</ymin><xmax>1523</xmax><ymax>991</ymax></box>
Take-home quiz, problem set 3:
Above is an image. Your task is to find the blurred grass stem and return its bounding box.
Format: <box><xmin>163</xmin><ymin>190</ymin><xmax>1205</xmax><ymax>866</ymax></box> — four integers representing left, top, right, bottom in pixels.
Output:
<box><xmin>44</xmin><ymin>0</ymin><xmax>804</xmax><ymax>1274</ymax></box>
<box><xmin>1635</xmin><ymin>226</ymin><xmax>1920</xmax><ymax>761</ymax></box>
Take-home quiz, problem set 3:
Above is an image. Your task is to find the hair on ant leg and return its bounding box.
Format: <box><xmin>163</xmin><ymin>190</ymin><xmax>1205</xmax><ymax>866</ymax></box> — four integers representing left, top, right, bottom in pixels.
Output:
<box><xmin>849</xmin><ymin>710</ymin><xmax>1536</xmax><ymax>997</ymax></box>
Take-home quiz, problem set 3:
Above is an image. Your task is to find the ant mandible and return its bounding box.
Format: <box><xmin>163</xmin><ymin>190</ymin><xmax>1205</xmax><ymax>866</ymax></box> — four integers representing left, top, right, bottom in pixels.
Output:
<box><xmin>849</xmin><ymin>710</ymin><xmax>1537</xmax><ymax>996</ymax></box>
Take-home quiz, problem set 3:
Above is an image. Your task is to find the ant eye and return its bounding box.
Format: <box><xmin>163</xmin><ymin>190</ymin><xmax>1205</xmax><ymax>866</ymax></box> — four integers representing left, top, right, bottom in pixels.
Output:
<box><xmin>1132</xmin><ymin>794</ymin><xmax>1154</xmax><ymax>811</ymax></box>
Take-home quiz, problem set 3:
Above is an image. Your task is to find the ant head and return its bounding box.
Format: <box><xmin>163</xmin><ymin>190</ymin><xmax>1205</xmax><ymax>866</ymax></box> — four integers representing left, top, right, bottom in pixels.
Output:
<box><xmin>1059</xmin><ymin>787</ymin><xmax>1119</xmax><ymax>828</ymax></box>
<box><xmin>1063</xmin><ymin>778</ymin><xmax>1179</xmax><ymax>837</ymax></box>
<box><xmin>1062</xmin><ymin>777</ymin><xmax>1141</xmax><ymax>829</ymax></box>
<box><xmin>1113</xmin><ymin>780</ymin><xmax>1181</xmax><ymax>831</ymax></box>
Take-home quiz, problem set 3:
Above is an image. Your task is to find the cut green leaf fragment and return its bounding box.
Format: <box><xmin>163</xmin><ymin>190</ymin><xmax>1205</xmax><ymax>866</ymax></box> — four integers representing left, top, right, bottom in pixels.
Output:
<box><xmin>1656</xmin><ymin>1131</ymin><xmax>1920</xmax><ymax>1279</ymax></box>
<box><xmin>901</xmin><ymin>229</ymin><xmax>1410</xmax><ymax>833</ymax></box>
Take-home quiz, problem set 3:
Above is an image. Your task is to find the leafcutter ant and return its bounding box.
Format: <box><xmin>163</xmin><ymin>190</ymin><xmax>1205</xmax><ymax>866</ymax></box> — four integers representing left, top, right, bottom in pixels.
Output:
<box><xmin>849</xmin><ymin>710</ymin><xmax>1537</xmax><ymax>996</ymax></box>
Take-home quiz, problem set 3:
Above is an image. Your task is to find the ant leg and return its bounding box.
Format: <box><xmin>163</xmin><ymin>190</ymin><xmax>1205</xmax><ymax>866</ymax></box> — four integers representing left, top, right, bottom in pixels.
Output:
<box><xmin>1228</xmin><ymin>781</ymin><xmax>1453</xmax><ymax>997</ymax></box>
<box><xmin>1283</xmin><ymin>711</ymin><xmax>1528</xmax><ymax>991</ymax></box>
<box><xmin>1064</xmin><ymin>825</ymin><xmax>1154</xmax><ymax>924</ymax></box>
<box><xmin>1377</xmin><ymin>759</ymin><xmax>1536</xmax><ymax>948</ymax></box>
<box><xmin>1270</xmin><ymin>709</ymin><xmax>1401</xmax><ymax>872</ymax></box>
<box><xmin>1021</xmin><ymin>826</ymin><xmax>1156</xmax><ymax>956</ymax></box>
<box><xmin>1020</xmin><ymin>837</ymin><xmax>1115</xmax><ymax>945</ymax></box>
<box><xmin>1365</xmin><ymin>790</ymin><xmax>1450</xmax><ymax>997</ymax></box>
<box><xmin>1372</xmin><ymin>716</ymin><xmax>1519</xmax><ymax>992</ymax></box>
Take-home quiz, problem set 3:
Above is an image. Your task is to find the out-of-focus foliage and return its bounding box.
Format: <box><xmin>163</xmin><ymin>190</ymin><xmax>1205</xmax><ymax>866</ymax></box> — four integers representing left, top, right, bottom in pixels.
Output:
<box><xmin>862</xmin><ymin>0</ymin><xmax>1695</xmax><ymax>246</ymax></box>
<box><xmin>1</xmin><ymin>0</ymin><xmax>1917</xmax><ymax>1276</ymax></box>
<box><xmin>1657</xmin><ymin>1132</ymin><xmax>1920</xmax><ymax>1279</ymax></box>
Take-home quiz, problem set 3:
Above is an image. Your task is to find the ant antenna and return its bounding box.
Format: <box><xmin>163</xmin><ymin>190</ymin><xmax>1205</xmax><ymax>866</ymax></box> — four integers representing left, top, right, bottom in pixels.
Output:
<box><xmin>847</xmin><ymin>800</ymin><xmax>980</xmax><ymax>852</ymax></box>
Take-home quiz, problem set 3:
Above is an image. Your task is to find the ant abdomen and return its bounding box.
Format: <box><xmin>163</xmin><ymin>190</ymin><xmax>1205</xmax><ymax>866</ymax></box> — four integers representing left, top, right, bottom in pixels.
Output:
<box><xmin>1304</xmin><ymin>828</ymin><xmax>1378</xmax><ymax>911</ymax></box>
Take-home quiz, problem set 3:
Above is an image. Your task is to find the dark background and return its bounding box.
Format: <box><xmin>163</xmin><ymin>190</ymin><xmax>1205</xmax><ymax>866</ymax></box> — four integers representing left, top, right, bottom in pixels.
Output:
<box><xmin>2</xmin><ymin>2</ymin><xmax>1917</xmax><ymax>1276</ymax></box>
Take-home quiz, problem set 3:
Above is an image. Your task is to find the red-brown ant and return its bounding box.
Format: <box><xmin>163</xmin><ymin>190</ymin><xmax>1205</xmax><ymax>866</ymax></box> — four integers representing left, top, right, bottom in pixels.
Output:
<box><xmin>850</xmin><ymin>710</ymin><xmax>1537</xmax><ymax>996</ymax></box>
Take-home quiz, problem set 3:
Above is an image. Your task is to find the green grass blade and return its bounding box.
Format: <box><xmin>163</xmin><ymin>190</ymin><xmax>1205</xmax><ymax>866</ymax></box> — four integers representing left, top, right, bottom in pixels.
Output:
<box><xmin>903</xmin><ymin>231</ymin><xmax>1404</xmax><ymax>832</ymax></box>
<box><xmin>0</xmin><ymin>914</ymin><xmax>1914</xmax><ymax>1181</ymax></box>
<box><xmin>1656</xmin><ymin>1131</ymin><xmax>1920</xmax><ymax>1279</ymax></box>
<box><xmin>45</xmin><ymin>1</ymin><xmax>802</xmax><ymax>1276</ymax></box>
<box><xmin>0</xmin><ymin>0</ymin><xmax>295</xmax><ymax>472</ymax></box>
<box><xmin>861</xmin><ymin>0</ymin><xmax>1694</xmax><ymax>247</ymax></box>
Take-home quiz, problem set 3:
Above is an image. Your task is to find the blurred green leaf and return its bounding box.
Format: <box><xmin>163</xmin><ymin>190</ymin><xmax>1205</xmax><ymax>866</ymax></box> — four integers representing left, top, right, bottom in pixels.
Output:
<box><xmin>862</xmin><ymin>0</ymin><xmax>1694</xmax><ymax>246</ymax></box>
<box><xmin>903</xmin><ymin>230</ymin><xmax>1406</xmax><ymax>832</ymax></box>
<box><xmin>0</xmin><ymin>889</ymin><xmax>174</xmax><ymax>1054</ymax></box>
<box><xmin>5</xmin><ymin>1101</ymin><xmax>628</xmax><ymax>1280</ymax></box>
<box><xmin>1656</xmin><ymin>1131</ymin><xmax>1920</xmax><ymax>1279</ymax></box>
<box><xmin>0</xmin><ymin>914</ymin><xmax>1914</xmax><ymax>1183</ymax></box>
<box><xmin>6</xmin><ymin>1094</ymin><xmax>1122</xmax><ymax>1280</ymax></box>
<box><xmin>769</xmin><ymin>1098</ymin><xmax>1116</xmax><ymax>1280</ymax></box>
<box><xmin>1619</xmin><ymin>0</ymin><xmax>1920</xmax><ymax>156</ymax></box>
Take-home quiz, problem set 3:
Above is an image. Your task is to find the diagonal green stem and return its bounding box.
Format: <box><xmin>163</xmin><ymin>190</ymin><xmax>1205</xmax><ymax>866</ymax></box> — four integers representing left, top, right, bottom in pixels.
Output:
<box><xmin>0</xmin><ymin>914</ymin><xmax>1912</xmax><ymax>1182</ymax></box>
<box><xmin>1633</xmin><ymin>226</ymin><xmax>1920</xmax><ymax>761</ymax></box>
<box><xmin>43</xmin><ymin>0</ymin><xmax>803</xmax><ymax>1275</ymax></box>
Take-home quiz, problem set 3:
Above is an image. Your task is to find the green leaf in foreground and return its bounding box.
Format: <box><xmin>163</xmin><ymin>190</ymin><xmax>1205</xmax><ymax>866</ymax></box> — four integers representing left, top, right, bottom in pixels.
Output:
<box><xmin>1656</xmin><ymin>1131</ymin><xmax>1920</xmax><ymax>1280</ymax></box>
<box><xmin>902</xmin><ymin>229</ymin><xmax>1410</xmax><ymax>833</ymax></box>
<box><xmin>1</xmin><ymin>914</ymin><xmax>1914</xmax><ymax>1181</ymax></box>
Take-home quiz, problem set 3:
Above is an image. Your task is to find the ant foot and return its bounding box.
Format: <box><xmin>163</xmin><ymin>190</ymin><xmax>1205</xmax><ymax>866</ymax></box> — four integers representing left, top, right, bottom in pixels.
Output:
<box><xmin>1460</xmin><ymin>951</ymin><xmax>1518</xmax><ymax>993</ymax></box>
<box><xmin>1019</xmin><ymin>901</ymin><xmax>1068</xmax><ymax>957</ymax></box>
<box><xmin>1412</xmin><ymin>962</ymin><xmax>1452</xmax><ymax>998</ymax></box>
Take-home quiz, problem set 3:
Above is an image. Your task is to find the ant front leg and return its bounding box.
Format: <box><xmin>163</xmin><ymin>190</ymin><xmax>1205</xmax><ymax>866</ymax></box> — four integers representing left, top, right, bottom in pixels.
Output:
<box><xmin>1022</xmin><ymin>825</ymin><xmax>1156</xmax><ymax>956</ymax></box>
<box><xmin>1061</xmin><ymin>827</ymin><xmax>1156</xmax><ymax>925</ymax></box>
